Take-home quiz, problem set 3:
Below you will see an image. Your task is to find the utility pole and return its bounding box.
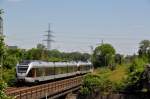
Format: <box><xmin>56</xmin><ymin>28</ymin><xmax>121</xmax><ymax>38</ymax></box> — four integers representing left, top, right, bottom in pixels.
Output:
<box><xmin>101</xmin><ymin>40</ymin><xmax>104</xmax><ymax>45</ymax></box>
<box><xmin>0</xmin><ymin>9</ymin><xmax>3</xmax><ymax>35</ymax></box>
<box><xmin>43</xmin><ymin>23</ymin><xmax>54</xmax><ymax>50</ymax></box>
<box><xmin>0</xmin><ymin>9</ymin><xmax>4</xmax><ymax>80</ymax></box>
<box><xmin>89</xmin><ymin>45</ymin><xmax>94</xmax><ymax>54</ymax></box>
<box><xmin>96</xmin><ymin>39</ymin><xmax>104</xmax><ymax>46</ymax></box>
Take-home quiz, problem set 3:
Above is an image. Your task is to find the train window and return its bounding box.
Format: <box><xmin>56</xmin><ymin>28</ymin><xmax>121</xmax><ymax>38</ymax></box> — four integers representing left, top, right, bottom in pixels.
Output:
<box><xmin>80</xmin><ymin>65</ymin><xmax>84</xmax><ymax>71</ymax></box>
<box><xmin>36</xmin><ymin>68</ymin><xmax>43</xmax><ymax>77</ymax></box>
<box><xmin>45</xmin><ymin>67</ymin><xmax>55</xmax><ymax>76</ymax></box>
<box><xmin>55</xmin><ymin>66</ymin><xmax>68</xmax><ymax>75</ymax></box>
<box><xmin>18</xmin><ymin>66</ymin><xmax>28</xmax><ymax>73</ymax></box>
<box><xmin>27</xmin><ymin>68</ymin><xmax>36</xmax><ymax>77</ymax></box>
<box><xmin>68</xmin><ymin>66</ymin><xmax>74</xmax><ymax>73</ymax></box>
<box><xmin>62</xmin><ymin>67</ymin><xmax>68</xmax><ymax>74</ymax></box>
<box><xmin>55</xmin><ymin>67</ymin><xmax>61</xmax><ymax>74</ymax></box>
<box><xmin>74</xmin><ymin>66</ymin><xmax>78</xmax><ymax>71</ymax></box>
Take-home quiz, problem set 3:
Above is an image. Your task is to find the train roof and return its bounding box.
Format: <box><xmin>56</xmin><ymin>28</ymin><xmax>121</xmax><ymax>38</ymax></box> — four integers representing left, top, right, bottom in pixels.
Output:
<box><xmin>18</xmin><ymin>60</ymin><xmax>92</xmax><ymax>67</ymax></box>
<box><xmin>30</xmin><ymin>61</ymin><xmax>77</xmax><ymax>67</ymax></box>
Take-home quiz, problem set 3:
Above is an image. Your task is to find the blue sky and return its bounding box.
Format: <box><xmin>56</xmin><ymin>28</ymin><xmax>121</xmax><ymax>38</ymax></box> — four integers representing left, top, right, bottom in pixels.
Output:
<box><xmin>1</xmin><ymin>0</ymin><xmax>150</xmax><ymax>55</ymax></box>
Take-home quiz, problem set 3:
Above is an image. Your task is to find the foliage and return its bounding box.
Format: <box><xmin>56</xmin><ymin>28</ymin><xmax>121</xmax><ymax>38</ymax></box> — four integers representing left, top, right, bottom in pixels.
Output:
<box><xmin>80</xmin><ymin>87</ymin><xmax>91</xmax><ymax>95</ymax></box>
<box><xmin>0</xmin><ymin>9</ymin><xmax>4</xmax><ymax>15</ymax></box>
<box><xmin>23</xmin><ymin>48</ymin><xmax>90</xmax><ymax>62</ymax></box>
<box><xmin>92</xmin><ymin>43</ymin><xmax>116</xmax><ymax>68</ymax></box>
<box><xmin>0</xmin><ymin>81</ymin><xmax>12</xmax><ymax>99</ymax></box>
<box><xmin>25</xmin><ymin>48</ymin><xmax>44</xmax><ymax>60</ymax></box>
<box><xmin>138</xmin><ymin>40</ymin><xmax>150</xmax><ymax>62</ymax></box>
<box><xmin>115</xmin><ymin>54</ymin><xmax>124</xmax><ymax>65</ymax></box>
<box><xmin>124</xmin><ymin>58</ymin><xmax>146</xmax><ymax>91</ymax></box>
<box><xmin>0</xmin><ymin>35</ymin><xmax>6</xmax><ymax>63</ymax></box>
<box><xmin>81</xmin><ymin>65</ymin><xmax>128</xmax><ymax>95</ymax></box>
<box><xmin>3</xmin><ymin>55</ymin><xmax>17</xmax><ymax>69</ymax></box>
<box><xmin>48</xmin><ymin>57</ymin><xmax>63</xmax><ymax>62</ymax></box>
<box><xmin>3</xmin><ymin>48</ymin><xmax>24</xmax><ymax>69</ymax></box>
<box><xmin>81</xmin><ymin>73</ymin><xmax>116</xmax><ymax>95</ymax></box>
<box><xmin>3</xmin><ymin>68</ymin><xmax>16</xmax><ymax>86</ymax></box>
<box><xmin>36</xmin><ymin>43</ymin><xmax>46</xmax><ymax>50</ymax></box>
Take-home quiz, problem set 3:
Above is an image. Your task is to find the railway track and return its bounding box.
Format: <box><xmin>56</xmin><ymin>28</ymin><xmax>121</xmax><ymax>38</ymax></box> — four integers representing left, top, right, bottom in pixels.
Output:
<box><xmin>6</xmin><ymin>87</ymin><xmax>29</xmax><ymax>95</ymax></box>
<box><xmin>5</xmin><ymin>75</ymin><xmax>83</xmax><ymax>99</ymax></box>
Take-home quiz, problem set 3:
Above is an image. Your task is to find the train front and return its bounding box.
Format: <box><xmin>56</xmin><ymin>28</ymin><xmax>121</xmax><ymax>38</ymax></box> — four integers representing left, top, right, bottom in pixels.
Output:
<box><xmin>16</xmin><ymin>61</ymin><xmax>30</xmax><ymax>82</ymax></box>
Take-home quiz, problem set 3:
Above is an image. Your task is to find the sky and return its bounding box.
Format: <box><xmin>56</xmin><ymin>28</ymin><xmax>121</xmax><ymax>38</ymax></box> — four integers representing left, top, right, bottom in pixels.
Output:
<box><xmin>0</xmin><ymin>0</ymin><xmax>150</xmax><ymax>55</ymax></box>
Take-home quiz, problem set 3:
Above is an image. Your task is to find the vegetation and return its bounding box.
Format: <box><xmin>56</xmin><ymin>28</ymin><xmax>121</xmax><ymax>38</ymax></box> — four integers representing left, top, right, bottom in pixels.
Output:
<box><xmin>0</xmin><ymin>22</ymin><xmax>149</xmax><ymax>97</ymax></box>
<box><xmin>124</xmin><ymin>58</ymin><xmax>146</xmax><ymax>91</ymax></box>
<box><xmin>92</xmin><ymin>43</ymin><xmax>116</xmax><ymax>68</ymax></box>
<box><xmin>0</xmin><ymin>81</ymin><xmax>11</xmax><ymax>99</ymax></box>
<box><xmin>138</xmin><ymin>40</ymin><xmax>150</xmax><ymax>62</ymax></box>
<box><xmin>0</xmin><ymin>43</ymin><xmax>91</xmax><ymax>84</ymax></box>
<box><xmin>81</xmin><ymin>40</ymin><xmax>150</xmax><ymax>95</ymax></box>
<box><xmin>0</xmin><ymin>34</ymin><xmax>13</xmax><ymax>98</ymax></box>
<box><xmin>81</xmin><ymin>65</ymin><xmax>127</xmax><ymax>95</ymax></box>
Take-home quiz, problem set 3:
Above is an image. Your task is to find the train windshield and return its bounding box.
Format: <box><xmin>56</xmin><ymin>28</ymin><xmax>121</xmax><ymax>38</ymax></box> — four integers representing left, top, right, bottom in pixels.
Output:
<box><xmin>18</xmin><ymin>66</ymin><xmax>28</xmax><ymax>73</ymax></box>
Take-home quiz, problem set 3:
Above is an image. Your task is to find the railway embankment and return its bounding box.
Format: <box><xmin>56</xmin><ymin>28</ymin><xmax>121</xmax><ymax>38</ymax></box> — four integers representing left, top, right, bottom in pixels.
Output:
<box><xmin>78</xmin><ymin>59</ymin><xmax>150</xmax><ymax>99</ymax></box>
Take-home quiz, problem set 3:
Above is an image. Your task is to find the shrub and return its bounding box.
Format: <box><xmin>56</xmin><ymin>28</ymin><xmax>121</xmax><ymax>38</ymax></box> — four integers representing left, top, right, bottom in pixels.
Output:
<box><xmin>0</xmin><ymin>81</ymin><xmax>12</xmax><ymax>99</ymax></box>
<box><xmin>124</xmin><ymin>58</ymin><xmax>146</xmax><ymax>91</ymax></box>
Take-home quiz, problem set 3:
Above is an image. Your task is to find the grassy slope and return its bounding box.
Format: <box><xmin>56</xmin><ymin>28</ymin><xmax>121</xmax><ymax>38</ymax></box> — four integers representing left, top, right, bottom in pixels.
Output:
<box><xmin>93</xmin><ymin>65</ymin><xmax>127</xmax><ymax>83</ymax></box>
<box><xmin>109</xmin><ymin>66</ymin><xmax>127</xmax><ymax>82</ymax></box>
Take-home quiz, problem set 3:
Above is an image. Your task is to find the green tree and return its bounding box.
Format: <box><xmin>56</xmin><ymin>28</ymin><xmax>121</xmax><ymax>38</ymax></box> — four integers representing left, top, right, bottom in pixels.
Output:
<box><xmin>92</xmin><ymin>43</ymin><xmax>116</xmax><ymax>68</ymax></box>
<box><xmin>37</xmin><ymin>43</ymin><xmax>46</xmax><ymax>50</ymax></box>
<box><xmin>3</xmin><ymin>55</ymin><xmax>17</xmax><ymax>69</ymax></box>
<box><xmin>25</xmin><ymin>48</ymin><xmax>42</xmax><ymax>60</ymax></box>
<box><xmin>3</xmin><ymin>48</ymin><xmax>25</xmax><ymax>69</ymax></box>
<box><xmin>115</xmin><ymin>54</ymin><xmax>123</xmax><ymax>65</ymax></box>
<box><xmin>138</xmin><ymin>40</ymin><xmax>150</xmax><ymax>57</ymax></box>
<box><xmin>0</xmin><ymin>35</ymin><xmax>6</xmax><ymax>80</ymax></box>
<box><xmin>48</xmin><ymin>49</ymin><xmax>61</xmax><ymax>58</ymax></box>
<box><xmin>138</xmin><ymin>40</ymin><xmax>150</xmax><ymax>62</ymax></box>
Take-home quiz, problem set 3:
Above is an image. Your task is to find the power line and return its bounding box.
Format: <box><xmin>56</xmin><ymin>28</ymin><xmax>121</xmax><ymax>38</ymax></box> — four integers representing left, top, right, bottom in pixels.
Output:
<box><xmin>43</xmin><ymin>23</ymin><xmax>54</xmax><ymax>50</ymax></box>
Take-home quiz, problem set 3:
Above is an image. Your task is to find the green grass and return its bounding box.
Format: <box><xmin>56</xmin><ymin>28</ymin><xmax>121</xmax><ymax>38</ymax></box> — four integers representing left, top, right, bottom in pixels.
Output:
<box><xmin>93</xmin><ymin>65</ymin><xmax>127</xmax><ymax>83</ymax></box>
<box><xmin>109</xmin><ymin>65</ymin><xmax>127</xmax><ymax>82</ymax></box>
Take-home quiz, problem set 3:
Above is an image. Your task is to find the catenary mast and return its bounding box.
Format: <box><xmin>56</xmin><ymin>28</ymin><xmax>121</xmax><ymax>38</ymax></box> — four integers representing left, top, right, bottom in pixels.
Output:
<box><xmin>44</xmin><ymin>23</ymin><xmax>54</xmax><ymax>50</ymax></box>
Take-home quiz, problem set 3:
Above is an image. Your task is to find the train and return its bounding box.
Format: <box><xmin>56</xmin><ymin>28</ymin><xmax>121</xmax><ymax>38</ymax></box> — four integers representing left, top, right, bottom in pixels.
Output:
<box><xmin>16</xmin><ymin>60</ymin><xmax>93</xmax><ymax>83</ymax></box>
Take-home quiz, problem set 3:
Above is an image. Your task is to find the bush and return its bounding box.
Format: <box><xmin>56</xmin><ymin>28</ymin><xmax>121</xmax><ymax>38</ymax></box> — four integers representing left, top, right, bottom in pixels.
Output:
<box><xmin>80</xmin><ymin>87</ymin><xmax>90</xmax><ymax>95</ymax></box>
<box><xmin>0</xmin><ymin>81</ymin><xmax>12</xmax><ymax>99</ymax></box>
<box><xmin>124</xmin><ymin>58</ymin><xmax>146</xmax><ymax>91</ymax></box>
<box><xmin>2</xmin><ymin>68</ymin><xmax>16</xmax><ymax>86</ymax></box>
<box><xmin>81</xmin><ymin>73</ymin><xmax>114</xmax><ymax>94</ymax></box>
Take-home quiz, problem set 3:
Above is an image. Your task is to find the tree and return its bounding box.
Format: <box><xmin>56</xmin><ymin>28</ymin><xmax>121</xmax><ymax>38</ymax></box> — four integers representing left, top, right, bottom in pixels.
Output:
<box><xmin>92</xmin><ymin>43</ymin><xmax>116</xmax><ymax>68</ymax></box>
<box><xmin>0</xmin><ymin>36</ymin><xmax>5</xmax><ymax>59</ymax></box>
<box><xmin>0</xmin><ymin>9</ymin><xmax>3</xmax><ymax>15</ymax></box>
<box><xmin>115</xmin><ymin>54</ymin><xmax>123</xmax><ymax>65</ymax></box>
<box><xmin>37</xmin><ymin>43</ymin><xmax>46</xmax><ymax>50</ymax></box>
<box><xmin>25</xmin><ymin>48</ymin><xmax>42</xmax><ymax>60</ymax></box>
<box><xmin>138</xmin><ymin>40</ymin><xmax>150</xmax><ymax>57</ymax></box>
<box><xmin>138</xmin><ymin>40</ymin><xmax>150</xmax><ymax>62</ymax></box>
<box><xmin>0</xmin><ymin>36</ymin><xmax>6</xmax><ymax>80</ymax></box>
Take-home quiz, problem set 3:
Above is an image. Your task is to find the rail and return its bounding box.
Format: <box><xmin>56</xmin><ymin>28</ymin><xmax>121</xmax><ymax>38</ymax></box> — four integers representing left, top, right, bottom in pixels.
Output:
<box><xmin>6</xmin><ymin>76</ymin><xmax>83</xmax><ymax>99</ymax></box>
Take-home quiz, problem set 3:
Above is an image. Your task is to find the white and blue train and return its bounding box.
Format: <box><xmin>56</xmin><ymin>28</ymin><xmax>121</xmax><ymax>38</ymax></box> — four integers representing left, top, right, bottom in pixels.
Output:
<box><xmin>16</xmin><ymin>60</ymin><xmax>93</xmax><ymax>83</ymax></box>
